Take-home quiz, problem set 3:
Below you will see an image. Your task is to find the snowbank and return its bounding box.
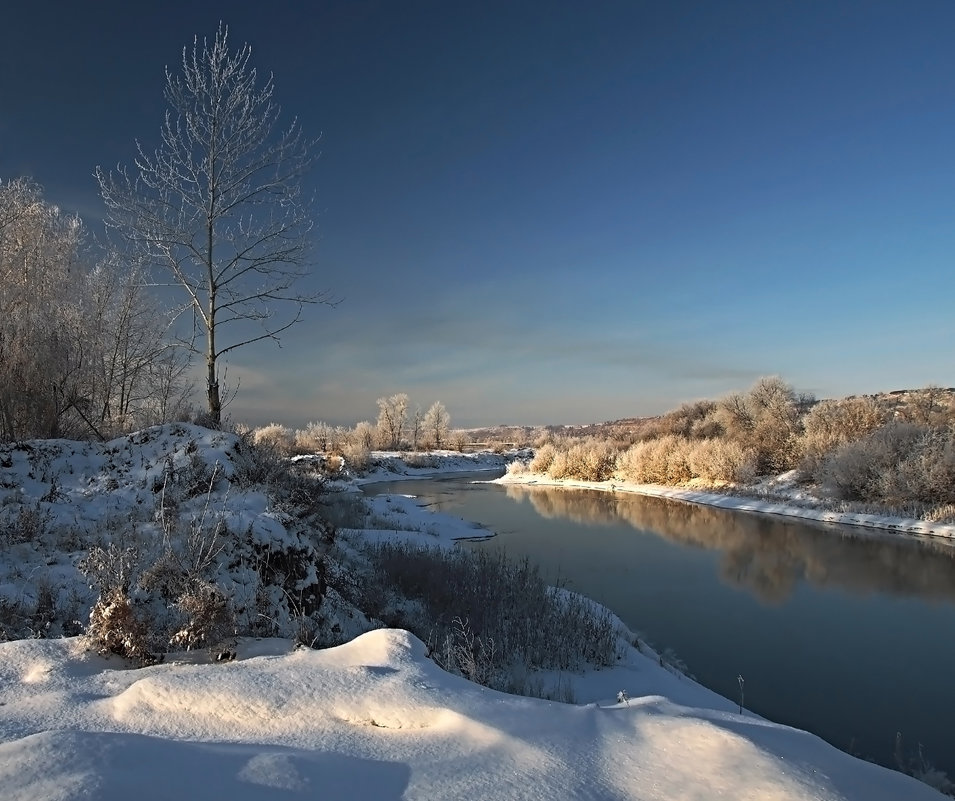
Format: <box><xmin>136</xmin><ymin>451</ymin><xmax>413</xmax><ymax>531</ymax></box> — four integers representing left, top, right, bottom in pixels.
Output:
<box><xmin>0</xmin><ymin>630</ymin><xmax>943</xmax><ymax>800</ymax></box>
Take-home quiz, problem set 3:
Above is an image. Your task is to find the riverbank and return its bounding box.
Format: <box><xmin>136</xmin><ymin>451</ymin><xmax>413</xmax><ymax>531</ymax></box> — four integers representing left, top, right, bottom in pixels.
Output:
<box><xmin>0</xmin><ymin>431</ymin><xmax>949</xmax><ymax>799</ymax></box>
<box><xmin>357</xmin><ymin>467</ymin><xmax>955</xmax><ymax>796</ymax></box>
<box><xmin>495</xmin><ymin>469</ymin><xmax>955</xmax><ymax>542</ymax></box>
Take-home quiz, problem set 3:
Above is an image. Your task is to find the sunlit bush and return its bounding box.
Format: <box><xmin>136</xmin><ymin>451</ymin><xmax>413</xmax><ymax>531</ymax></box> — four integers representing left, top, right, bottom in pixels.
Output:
<box><xmin>529</xmin><ymin>443</ymin><xmax>557</xmax><ymax>474</ymax></box>
<box><xmin>799</xmin><ymin>396</ymin><xmax>889</xmax><ymax>479</ymax></box>
<box><xmin>547</xmin><ymin>439</ymin><xmax>617</xmax><ymax>482</ymax></box>
<box><xmin>687</xmin><ymin>438</ymin><xmax>757</xmax><ymax>484</ymax></box>
<box><xmin>251</xmin><ymin>423</ymin><xmax>295</xmax><ymax>456</ymax></box>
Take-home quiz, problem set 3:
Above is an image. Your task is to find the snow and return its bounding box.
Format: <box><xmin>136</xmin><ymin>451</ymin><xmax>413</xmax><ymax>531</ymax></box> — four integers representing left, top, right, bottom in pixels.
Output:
<box><xmin>0</xmin><ymin>630</ymin><xmax>943</xmax><ymax>800</ymax></box>
<box><xmin>348</xmin><ymin>448</ymin><xmax>519</xmax><ymax>484</ymax></box>
<box><xmin>0</xmin><ymin>431</ymin><xmax>948</xmax><ymax>799</ymax></box>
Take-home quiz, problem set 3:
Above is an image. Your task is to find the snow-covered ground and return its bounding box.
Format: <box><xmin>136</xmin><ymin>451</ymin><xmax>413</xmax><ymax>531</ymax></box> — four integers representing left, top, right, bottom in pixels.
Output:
<box><xmin>0</xmin><ymin>629</ymin><xmax>944</xmax><ymax>800</ymax></box>
<box><xmin>497</xmin><ymin>470</ymin><xmax>955</xmax><ymax>541</ymax></box>
<box><xmin>0</xmin><ymin>432</ymin><xmax>948</xmax><ymax>799</ymax></box>
<box><xmin>353</xmin><ymin>448</ymin><xmax>522</xmax><ymax>484</ymax></box>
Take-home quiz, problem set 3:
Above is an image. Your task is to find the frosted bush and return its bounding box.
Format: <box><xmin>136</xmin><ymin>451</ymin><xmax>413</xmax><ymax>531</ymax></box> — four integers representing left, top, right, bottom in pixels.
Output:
<box><xmin>879</xmin><ymin>427</ymin><xmax>955</xmax><ymax>505</ymax></box>
<box><xmin>616</xmin><ymin>437</ymin><xmax>676</xmax><ymax>484</ymax></box>
<box><xmin>544</xmin><ymin>439</ymin><xmax>616</xmax><ymax>482</ymax></box>
<box><xmin>341</xmin><ymin>440</ymin><xmax>371</xmax><ymax>473</ymax></box>
<box><xmin>305</xmin><ymin>421</ymin><xmax>332</xmax><ymax>451</ymax></box>
<box><xmin>350</xmin><ymin>421</ymin><xmax>377</xmax><ymax>450</ymax></box>
<box><xmin>169</xmin><ymin>580</ymin><xmax>235</xmax><ymax>652</ymax></box>
<box><xmin>365</xmin><ymin>542</ymin><xmax>618</xmax><ymax>691</ymax></box>
<box><xmin>291</xmin><ymin>428</ymin><xmax>319</xmax><ymax>455</ymax></box>
<box><xmin>901</xmin><ymin>386</ymin><xmax>955</xmax><ymax>427</ymax></box>
<box><xmin>252</xmin><ymin>423</ymin><xmax>294</xmax><ymax>456</ymax></box>
<box><xmin>799</xmin><ymin>396</ymin><xmax>888</xmax><ymax>479</ymax></box>
<box><xmin>87</xmin><ymin>588</ymin><xmax>157</xmax><ymax>664</ymax></box>
<box><xmin>656</xmin><ymin>400</ymin><xmax>717</xmax><ymax>438</ymax></box>
<box><xmin>820</xmin><ymin>422</ymin><xmax>925</xmax><ymax>502</ymax></box>
<box><xmin>687</xmin><ymin>438</ymin><xmax>757</xmax><ymax>484</ymax></box>
<box><xmin>529</xmin><ymin>443</ymin><xmax>557</xmax><ymax>474</ymax></box>
<box><xmin>664</xmin><ymin>437</ymin><xmax>693</xmax><ymax>483</ymax></box>
<box><xmin>712</xmin><ymin>377</ymin><xmax>804</xmax><ymax>475</ymax></box>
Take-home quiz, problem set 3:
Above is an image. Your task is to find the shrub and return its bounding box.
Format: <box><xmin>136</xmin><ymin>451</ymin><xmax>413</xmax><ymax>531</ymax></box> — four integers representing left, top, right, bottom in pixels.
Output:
<box><xmin>616</xmin><ymin>437</ymin><xmax>676</xmax><ymax>484</ymax></box>
<box><xmin>349</xmin><ymin>421</ymin><xmax>377</xmax><ymax>450</ymax></box>
<box><xmin>341</xmin><ymin>440</ymin><xmax>371</xmax><ymax>473</ymax></box>
<box><xmin>712</xmin><ymin>377</ymin><xmax>805</xmax><ymax>474</ymax></box>
<box><xmin>819</xmin><ymin>422</ymin><xmax>926</xmax><ymax>502</ymax></box>
<box><xmin>687</xmin><ymin>438</ymin><xmax>757</xmax><ymax>484</ymax></box>
<box><xmin>448</xmin><ymin>430</ymin><xmax>469</xmax><ymax>452</ymax></box>
<box><xmin>169</xmin><ymin>580</ymin><xmax>235</xmax><ymax>652</ymax></box>
<box><xmin>506</xmin><ymin>459</ymin><xmax>527</xmax><ymax>475</ymax></box>
<box><xmin>364</xmin><ymin>542</ymin><xmax>618</xmax><ymax>691</ymax></box>
<box><xmin>251</xmin><ymin>423</ymin><xmax>295</xmax><ymax>456</ymax></box>
<box><xmin>86</xmin><ymin>588</ymin><xmax>158</xmax><ymax>664</ymax></box>
<box><xmin>656</xmin><ymin>399</ymin><xmax>717</xmax><ymax>439</ymax></box>
<box><xmin>900</xmin><ymin>386</ymin><xmax>955</xmax><ymax>427</ymax></box>
<box><xmin>799</xmin><ymin>396</ymin><xmax>889</xmax><ymax>480</ymax></box>
<box><xmin>880</xmin><ymin>427</ymin><xmax>955</xmax><ymax>505</ymax></box>
<box><xmin>231</xmin><ymin>431</ymin><xmax>288</xmax><ymax>487</ymax></box>
<box><xmin>529</xmin><ymin>443</ymin><xmax>557</xmax><ymax>474</ymax></box>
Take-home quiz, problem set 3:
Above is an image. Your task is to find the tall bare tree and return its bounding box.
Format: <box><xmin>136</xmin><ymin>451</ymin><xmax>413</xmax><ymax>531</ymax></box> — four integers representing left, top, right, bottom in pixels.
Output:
<box><xmin>97</xmin><ymin>23</ymin><xmax>329</xmax><ymax>425</ymax></box>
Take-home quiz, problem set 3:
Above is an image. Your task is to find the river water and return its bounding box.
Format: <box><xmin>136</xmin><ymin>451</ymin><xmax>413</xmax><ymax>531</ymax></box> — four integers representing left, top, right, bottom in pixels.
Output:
<box><xmin>363</xmin><ymin>473</ymin><xmax>955</xmax><ymax>776</ymax></box>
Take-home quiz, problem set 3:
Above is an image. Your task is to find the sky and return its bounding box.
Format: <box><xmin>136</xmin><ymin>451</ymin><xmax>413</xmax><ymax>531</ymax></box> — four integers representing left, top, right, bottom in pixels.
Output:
<box><xmin>2</xmin><ymin>0</ymin><xmax>954</xmax><ymax>428</ymax></box>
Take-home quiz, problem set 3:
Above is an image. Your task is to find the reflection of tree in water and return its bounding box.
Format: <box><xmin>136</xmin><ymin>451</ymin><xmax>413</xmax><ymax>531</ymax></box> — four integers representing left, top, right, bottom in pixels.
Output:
<box><xmin>503</xmin><ymin>484</ymin><xmax>955</xmax><ymax>604</ymax></box>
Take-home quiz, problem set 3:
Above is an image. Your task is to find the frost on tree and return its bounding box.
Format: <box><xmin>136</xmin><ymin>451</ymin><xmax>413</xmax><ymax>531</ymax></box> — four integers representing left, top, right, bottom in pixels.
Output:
<box><xmin>98</xmin><ymin>23</ymin><xmax>333</xmax><ymax>425</ymax></box>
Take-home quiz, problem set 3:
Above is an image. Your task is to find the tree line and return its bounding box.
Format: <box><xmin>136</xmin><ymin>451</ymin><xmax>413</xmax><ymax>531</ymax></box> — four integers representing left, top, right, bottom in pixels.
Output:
<box><xmin>249</xmin><ymin>393</ymin><xmax>457</xmax><ymax>469</ymax></box>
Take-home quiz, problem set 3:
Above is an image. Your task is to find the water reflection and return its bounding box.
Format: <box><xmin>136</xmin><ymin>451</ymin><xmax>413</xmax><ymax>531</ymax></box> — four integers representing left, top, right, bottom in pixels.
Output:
<box><xmin>502</xmin><ymin>484</ymin><xmax>955</xmax><ymax>604</ymax></box>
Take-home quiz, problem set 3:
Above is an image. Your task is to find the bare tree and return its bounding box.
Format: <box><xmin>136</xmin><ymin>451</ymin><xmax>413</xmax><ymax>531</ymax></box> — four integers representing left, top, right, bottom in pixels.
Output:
<box><xmin>376</xmin><ymin>393</ymin><xmax>409</xmax><ymax>450</ymax></box>
<box><xmin>409</xmin><ymin>405</ymin><xmax>424</xmax><ymax>451</ymax></box>
<box><xmin>422</xmin><ymin>401</ymin><xmax>451</xmax><ymax>449</ymax></box>
<box><xmin>97</xmin><ymin>23</ymin><xmax>330</xmax><ymax>426</ymax></box>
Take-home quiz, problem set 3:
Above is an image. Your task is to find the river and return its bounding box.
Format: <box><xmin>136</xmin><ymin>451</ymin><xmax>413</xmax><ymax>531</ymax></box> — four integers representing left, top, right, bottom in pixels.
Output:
<box><xmin>363</xmin><ymin>473</ymin><xmax>955</xmax><ymax>777</ymax></box>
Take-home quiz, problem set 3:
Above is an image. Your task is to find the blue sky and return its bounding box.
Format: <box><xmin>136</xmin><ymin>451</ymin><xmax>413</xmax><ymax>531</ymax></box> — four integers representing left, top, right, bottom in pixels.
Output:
<box><xmin>3</xmin><ymin>1</ymin><xmax>953</xmax><ymax>427</ymax></box>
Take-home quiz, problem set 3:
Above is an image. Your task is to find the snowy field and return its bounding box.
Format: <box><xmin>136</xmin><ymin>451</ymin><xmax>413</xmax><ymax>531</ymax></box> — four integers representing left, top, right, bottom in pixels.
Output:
<box><xmin>0</xmin><ymin>429</ymin><xmax>948</xmax><ymax>799</ymax></box>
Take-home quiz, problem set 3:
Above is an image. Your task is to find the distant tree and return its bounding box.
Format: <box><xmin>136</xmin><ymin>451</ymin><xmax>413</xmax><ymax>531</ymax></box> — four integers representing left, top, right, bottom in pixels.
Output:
<box><xmin>97</xmin><ymin>23</ymin><xmax>330</xmax><ymax>426</ymax></box>
<box><xmin>409</xmin><ymin>405</ymin><xmax>424</xmax><ymax>451</ymax></box>
<box><xmin>351</xmin><ymin>420</ymin><xmax>377</xmax><ymax>450</ymax></box>
<box><xmin>422</xmin><ymin>401</ymin><xmax>451</xmax><ymax>449</ymax></box>
<box><xmin>305</xmin><ymin>420</ymin><xmax>331</xmax><ymax>451</ymax></box>
<box><xmin>903</xmin><ymin>385</ymin><xmax>954</xmax><ymax>427</ymax></box>
<box><xmin>376</xmin><ymin>393</ymin><xmax>409</xmax><ymax>449</ymax></box>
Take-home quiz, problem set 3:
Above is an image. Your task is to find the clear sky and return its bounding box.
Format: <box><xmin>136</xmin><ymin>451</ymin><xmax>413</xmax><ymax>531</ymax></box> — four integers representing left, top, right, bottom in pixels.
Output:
<box><xmin>3</xmin><ymin>1</ymin><xmax>953</xmax><ymax>427</ymax></box>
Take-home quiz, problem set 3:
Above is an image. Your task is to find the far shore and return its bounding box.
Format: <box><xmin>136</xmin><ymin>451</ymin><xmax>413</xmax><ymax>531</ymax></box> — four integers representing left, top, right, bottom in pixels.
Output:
<box><xmin>494</xmin><ymin>470</ymin><xmax>955</xmax><ymax>543</ymax></box>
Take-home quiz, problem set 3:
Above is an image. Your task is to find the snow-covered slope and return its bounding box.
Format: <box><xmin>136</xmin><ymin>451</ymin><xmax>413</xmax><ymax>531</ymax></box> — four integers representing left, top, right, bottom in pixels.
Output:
<box><xmin>0</xmin><ymin>630</ymin><xmax>943</xmax><ymax>801</ymax></box>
